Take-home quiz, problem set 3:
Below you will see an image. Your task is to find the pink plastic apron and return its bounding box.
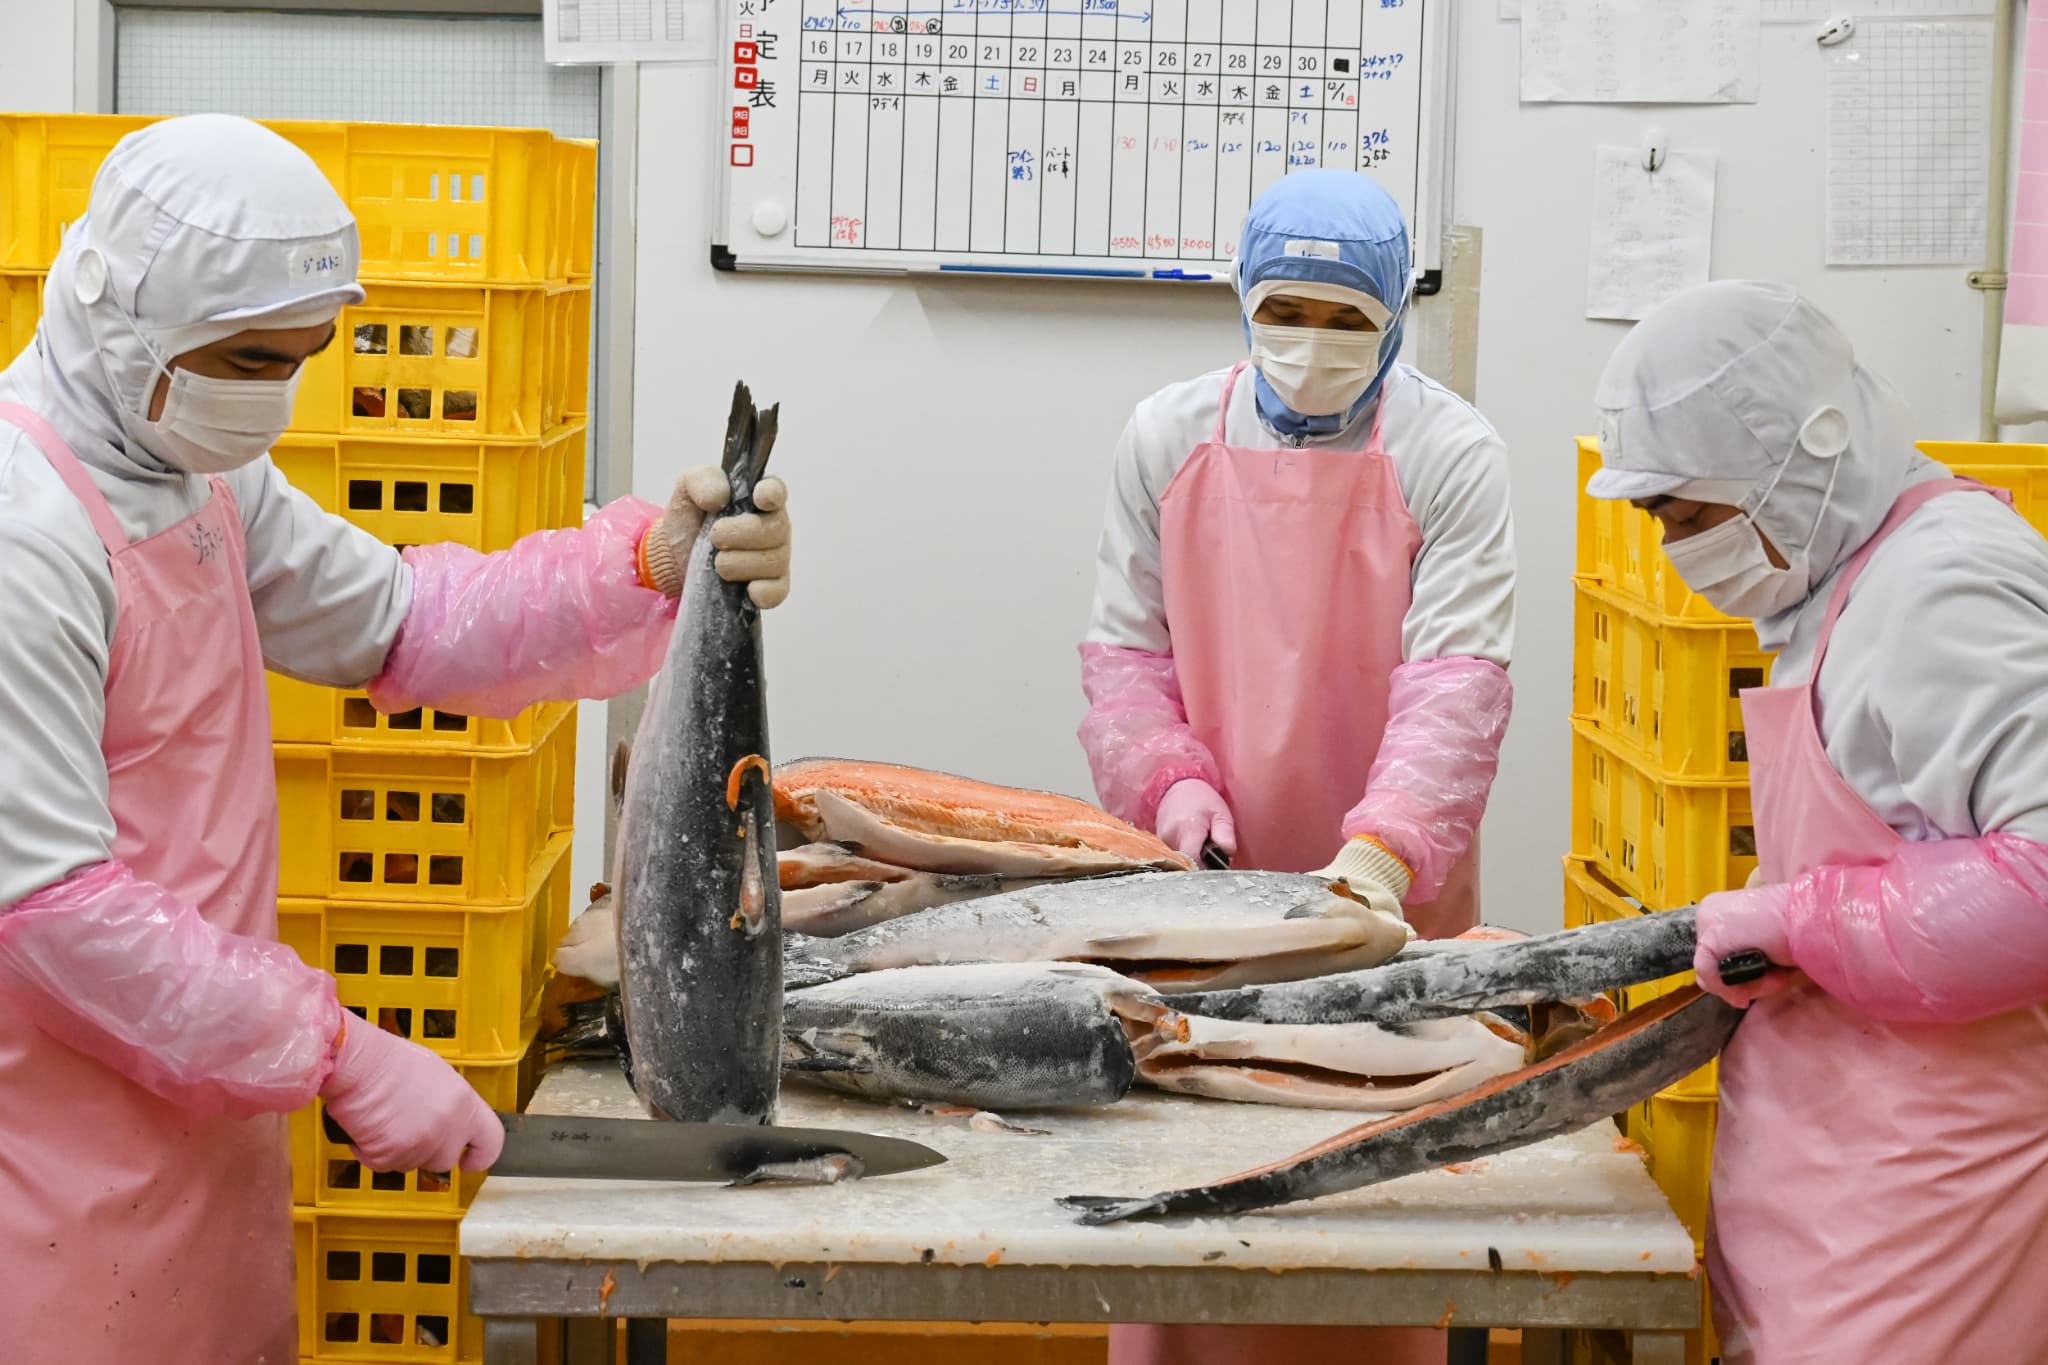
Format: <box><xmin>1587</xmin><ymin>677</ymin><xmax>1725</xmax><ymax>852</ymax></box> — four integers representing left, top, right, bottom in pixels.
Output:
<box><xmin>1109</xmin><ymin>367</ymin><xmax>1472</xmax><ymax>1365</ymax></box>
<box><xmin>1154</xmin><ymin>362</ymin><xmax>1479</xmax><ymax>937</ymax></box>
<box><xmin>1711</xmin><ymin>477</ymin><xmax>2048</xmax><ymax>1364</ymax></box>
<box><xmin>0</xmin><ymin>404</ymin><xmax>296</xmax><ymax>1363</ymax></box>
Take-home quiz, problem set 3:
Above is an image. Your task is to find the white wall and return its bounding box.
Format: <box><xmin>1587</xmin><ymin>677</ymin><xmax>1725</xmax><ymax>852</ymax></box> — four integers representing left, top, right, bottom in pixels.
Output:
<box><xmin>0</xmin><ymin>0</ymin><xmax>81</xmax><ymax>112</ymax></box>
<box><xmin>631</xmin><ymin>17</ymin><xmax>1996</xmax><ymax>931</ymax></box>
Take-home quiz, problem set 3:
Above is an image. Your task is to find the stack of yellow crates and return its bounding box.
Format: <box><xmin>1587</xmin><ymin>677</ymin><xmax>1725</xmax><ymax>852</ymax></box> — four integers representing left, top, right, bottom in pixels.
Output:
<box><xmin>1566</xmin><ymin>434</ymin><xmax>2048</xmax><ymax>1365</ymax></box>
<box><xmin>0</xmin><ymin>112</ymin><xmax>596</xmax><ymax>1365</ymax></box>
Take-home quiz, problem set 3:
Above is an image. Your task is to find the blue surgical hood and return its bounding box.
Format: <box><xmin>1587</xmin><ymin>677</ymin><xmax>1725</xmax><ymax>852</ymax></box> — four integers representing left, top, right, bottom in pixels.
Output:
<box><xmin>1235</xmin><ymin>170</ymin><xmax>1412</xmax><ymax>438</ymax></box>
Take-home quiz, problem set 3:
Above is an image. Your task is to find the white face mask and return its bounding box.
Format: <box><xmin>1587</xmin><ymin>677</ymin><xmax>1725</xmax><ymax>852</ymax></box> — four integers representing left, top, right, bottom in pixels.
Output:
<box><xmin>1249</xmin><ymin>322</ymin><xmax>1385</xmax><ymax>417</ymax></box>
<box><xmin>1661</xmin><ymin>514</ymin><xmax>1809</xmax><ymax>619</ymax></box>
<box><xmin>145</xmin><ymin>365</ymin><xmax>301</xmax><ymax>474</ymax></box>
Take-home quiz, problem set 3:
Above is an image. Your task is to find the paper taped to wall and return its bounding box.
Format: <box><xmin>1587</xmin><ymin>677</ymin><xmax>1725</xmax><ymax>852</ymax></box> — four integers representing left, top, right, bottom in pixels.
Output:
<box><xmin>1586</xmin><ymin>146</ymin><xmax>1716</xmax><ymax>322</ymax></box>
<box><xmin>1825</xmin><ymin>20</ymin><xmax>1991</xmax><ymax>267</ymax></box>
<box><xmin>1520</xmin><ymin>0</ymin><xmax>1760</xmax><ymax>104</ymax></box>
<box><xmin>544</xmin><ymin>0</ymin><xmax>716</xmax><ymax>64</ymax></box>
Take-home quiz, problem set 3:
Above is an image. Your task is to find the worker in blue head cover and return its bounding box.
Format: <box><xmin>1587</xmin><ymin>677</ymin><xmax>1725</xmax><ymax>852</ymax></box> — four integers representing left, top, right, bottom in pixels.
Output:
<box><xmin>1080</xmin><ymin>169</ymin><xmax>1515</xmax><ymax>1365</ymax></box>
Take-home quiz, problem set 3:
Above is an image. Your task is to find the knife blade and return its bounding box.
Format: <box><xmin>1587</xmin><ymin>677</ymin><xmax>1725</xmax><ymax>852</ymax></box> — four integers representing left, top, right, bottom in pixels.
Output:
<box><xmin>323</xmin><ymin>1111</ymin><xmax>948</xmax><ymax>1182</ymax></box>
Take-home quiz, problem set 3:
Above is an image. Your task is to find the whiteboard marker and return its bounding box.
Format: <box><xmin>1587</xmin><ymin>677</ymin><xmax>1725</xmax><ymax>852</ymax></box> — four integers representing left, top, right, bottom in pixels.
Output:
<box><xmin>1152</xmin><ymin>269</ymin><xmax>1213</xmax><ymax>280</ymax></box>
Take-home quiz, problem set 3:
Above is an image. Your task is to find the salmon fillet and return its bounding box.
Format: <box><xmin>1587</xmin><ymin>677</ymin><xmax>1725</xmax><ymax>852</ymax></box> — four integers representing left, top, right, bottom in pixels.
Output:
<box><xmin>773</xmin><ymin>758</ymin><xmax>1189</xmax><ymax>871</ymax></box>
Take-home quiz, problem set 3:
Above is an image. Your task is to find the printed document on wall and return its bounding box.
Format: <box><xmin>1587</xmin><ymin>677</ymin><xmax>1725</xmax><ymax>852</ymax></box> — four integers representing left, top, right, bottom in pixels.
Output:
<box><xmin>1586</xmin><ymin>146</ymin><xmax>1716</xmax><ymax>321</ymax></box>
<box><xmin>544</xmin><ymin>0</ymin><xmax>715</xmax><ymax>64</ymax></box>
<box><xmin>1521</xmin><ymin>0</ymin><xmax>1761</xmax><ymax>104</ymax></box>
<box><xmin>1826</xmin><ymin>20</ymin><xmax>1991</xmax><ymax>266</ymax></box>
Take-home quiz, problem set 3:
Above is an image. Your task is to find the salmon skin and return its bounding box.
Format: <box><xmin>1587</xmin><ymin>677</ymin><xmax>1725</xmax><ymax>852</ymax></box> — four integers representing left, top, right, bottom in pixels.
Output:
<box><xmin>614</xmin><ymin>382</ymin><xmax>782</xmax><ymax>1126</ymax></box>
<box><xmin>1172</xmin><ymin>908</ymin><xmax>1697</xmax><ymax>1027</ymax></box>
<box><xmin>773</xmin><ymin>757</ymin><xmax>1190</xmax><ymax>872</ymax></box>
<box><xmin>782</xmin><ymin>962</ymin><xmax>1163</xmax><ymax>1110</ymax></box>
<box><xmin>1062</xmin><ymin>950</ymin><xmax>1741</xmax><ymax>1222</ymax></box>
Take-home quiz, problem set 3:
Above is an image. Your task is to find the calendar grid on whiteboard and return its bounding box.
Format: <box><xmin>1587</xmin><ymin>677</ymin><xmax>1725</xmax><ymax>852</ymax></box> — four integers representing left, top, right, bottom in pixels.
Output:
<box><xmin>730</xmin><ymin>0</ymin><xmax>1438</xmax><ymax>277</ymax></box>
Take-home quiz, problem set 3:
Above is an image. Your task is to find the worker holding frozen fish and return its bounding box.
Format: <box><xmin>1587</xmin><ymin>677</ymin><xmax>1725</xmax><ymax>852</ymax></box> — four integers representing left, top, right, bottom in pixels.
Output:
<box><xmin>1586</xmin><ymin>280</ymin><xmax>2048</xmax><ymax>1363</ymax></box>
<box><xmin>1078</xmin><ymin>169</ymin><xmax>1513</xmax><ymax>1365</ymax></box>
<box><xmin>0</xmin><ymin>115</ymin><xmax>791</xmax><ymax>1364</ymax></box>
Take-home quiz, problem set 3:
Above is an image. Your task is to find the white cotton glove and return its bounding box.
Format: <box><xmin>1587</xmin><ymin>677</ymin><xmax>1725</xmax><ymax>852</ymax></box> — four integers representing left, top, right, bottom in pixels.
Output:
<box><xmin>1313</xmin><ymin>836</ymin><xmax>1413</xmax><ymax>923</ymax></box>
<box><xmin>640</xmin><ymin>467</ymin><xmax>792</xmax><ymax>608</ymax></box>
<box><xmin>320</xmin><ymin>1021</ymin><xmax>505</xmax><ymax>1174</ymax></box>
<box><xmin>1155</xmin><ymin>779</ymin><xmax>1236</xmax><ymax>863</ymax></box>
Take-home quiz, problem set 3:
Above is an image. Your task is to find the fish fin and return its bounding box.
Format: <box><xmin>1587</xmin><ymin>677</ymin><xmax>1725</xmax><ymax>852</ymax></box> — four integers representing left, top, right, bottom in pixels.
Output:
<box><xmin>1056</xmin><ymin>1194</ymin><xmax>1164</xmax><ymax>1225</ymax></box>
<box><xmin>782</xmin><ymin>938</ymin><xmax>854</xmax><ymax>990</ymax></box>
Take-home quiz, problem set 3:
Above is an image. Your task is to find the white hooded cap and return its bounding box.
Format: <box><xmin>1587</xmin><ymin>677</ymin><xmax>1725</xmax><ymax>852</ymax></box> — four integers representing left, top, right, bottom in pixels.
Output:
<box><xmin>1587</xmin><ymin>280</ymin><xmax>1937</xmax><ymax>640</ymax></box>
<box><xmin>46</xmin><ymin>114</ymin><xmax>364</xmax><ymax>471</ymax></box>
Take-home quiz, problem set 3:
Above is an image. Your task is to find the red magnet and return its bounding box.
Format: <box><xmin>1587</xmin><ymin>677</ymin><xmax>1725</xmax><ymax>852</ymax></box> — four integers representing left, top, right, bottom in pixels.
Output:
<box><xmin>735</xmin><ymin>41</ymin><xmax>759</xmax><ymax>64</ymax></box>
<box><xmin>735</xmin><ymin>67</ymin><xmax>760</xmax><ymax>89</ymax></box>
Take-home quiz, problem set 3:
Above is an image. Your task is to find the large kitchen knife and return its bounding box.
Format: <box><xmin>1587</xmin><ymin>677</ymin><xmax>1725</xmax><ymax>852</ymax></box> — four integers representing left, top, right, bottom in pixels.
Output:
<box><xmin>323</xmin><ymin>1111</ymin><xmax>947</xmax><ymax>1182</ymax></box>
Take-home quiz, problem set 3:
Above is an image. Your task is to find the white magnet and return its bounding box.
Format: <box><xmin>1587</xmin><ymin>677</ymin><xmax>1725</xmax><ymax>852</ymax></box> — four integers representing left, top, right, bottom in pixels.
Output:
<box><xmin>1818</xmin><ymin>16</ymin><xmax>1854</xmax><ymax>46</ymax></box>
<box><xmin>752</xmin><ymin>201</ymin><xmax>789</xmax><ymax>238</ymax></box>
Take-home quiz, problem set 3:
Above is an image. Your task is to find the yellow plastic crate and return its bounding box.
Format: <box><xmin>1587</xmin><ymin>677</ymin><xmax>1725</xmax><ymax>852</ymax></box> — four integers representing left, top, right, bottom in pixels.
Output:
<box><xmin>543</xmin><ymin>284</ymin><xmax>592</xmax><ymax>431</ymax></box>
<box><xmin>271</xmin><ymin>423</ymin><xmax>585</xmax><ymax>553</ymax></box>
<box><xmin>1917</xmin><ymin>440</ymin><xmax>2048</xmax><ymax>540</ymax></box>
<box><xmin>1575</xmin><ymin>438</ymin><xmax>1741</xmax><ymax>625</ymax></box>
<box><xmin>278</xmin><ymin>833</ymin><xmax>568</xmax><ymax>1064</ymax></box>
<box><xmin>0</xmin><ymin>114</ymin><xmax>594</xmax><ymax>285</ymax></box>
<box><xmin>1626</xmin><ymin>1089</ymin><xmax>1717</xmax><ymax>1259</ymax></box>
<box><xmin>294</xmin><ymin>1209</ymin><xmax>479</xmax><ymax>1362</ymax></box>
<box><xmin>1562</xmin><ymin>858</ymin><xmax>1716</xmax><ymax>1096</ymax></box>
<box><xmin>1572</xmin><ymin>580</ymin><xmax>1774</xmax><ymax>782</ymax></box>
<box><xmin>551</xmin><ymin>138</ymin><xmax>598</xmax><ymax>283</ymax></box>
<box><xmin>296</xmin><ymin>282</ymin><xmax>585</xmax><ymax>440</ymax></box>
<box><xmin>270</xmin><ymin>678</ymin><xmax>573</xmax><ymax>756</ymax></box>
<box><xmin>1571</xmin><ymin>718</ymin><xmax>1755</xmax><ymax>911</ymax></box>
<box><xmin>288</xmin><ymin>1024</ymin><xmax>540</xmax><ymax>1213</ymax></box>
<box><xmin>1</xmin><ymin>269</ymin><xmax>41</xmax><ymax>363</ymax></box>
<box><xmin>274</xmin><ymin>709</ymin><xmax>574</xmax><ymax>904</ymax></box>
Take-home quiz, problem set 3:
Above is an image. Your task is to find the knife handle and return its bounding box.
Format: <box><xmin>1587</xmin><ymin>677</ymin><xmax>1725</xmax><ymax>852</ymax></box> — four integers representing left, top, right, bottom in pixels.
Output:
<box><xmin>1717</xmin><ymin>949</ymin><xmax>1775</xmax><ymax>986</ymax></box>
<box><xmin>321</xmin><ymin>1110</ymin><xmax>513</xmax><ymax>1163</ymax></box>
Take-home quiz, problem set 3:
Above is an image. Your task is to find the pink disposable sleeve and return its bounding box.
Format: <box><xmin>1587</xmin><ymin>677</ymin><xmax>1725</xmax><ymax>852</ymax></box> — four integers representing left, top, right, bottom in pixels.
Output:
<box><xmin>1077</xmin><ymin>642</ymin><xmax>1221</xmax><ymax>829</ymax></box>
<box><xmin>1342</xmin><ymin>657</ymin><xmax>1513</xmax><ymax>903</ymax></box>
<box><xmin>0</xmin><ymin>861</ymin><xmax>344</xmax><ymax>1118</ymax></box>
<box><xmin>366</xmin><ymin>497</ymin><xmax>678</xmax><ymax>720</ymax></box>
<box><xmin>1783</xmin><ymin>832</ymin><xmax>2048</xmax><ymax>1024</ymax></box>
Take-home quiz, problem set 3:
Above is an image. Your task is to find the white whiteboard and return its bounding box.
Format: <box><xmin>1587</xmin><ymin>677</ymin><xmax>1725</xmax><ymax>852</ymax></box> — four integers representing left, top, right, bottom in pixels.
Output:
<box><xmin>713</xmin><ymin>0</ymin><xmax>1450</xmax><ymax>281</ymax></box>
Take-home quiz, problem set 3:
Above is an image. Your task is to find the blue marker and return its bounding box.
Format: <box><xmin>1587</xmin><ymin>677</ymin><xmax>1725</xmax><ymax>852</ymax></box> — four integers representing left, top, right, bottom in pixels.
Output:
<box><xmin>1152</xmin><ymin>268</ymin><xmax>1212</xmax><ymax>280</ymax></box>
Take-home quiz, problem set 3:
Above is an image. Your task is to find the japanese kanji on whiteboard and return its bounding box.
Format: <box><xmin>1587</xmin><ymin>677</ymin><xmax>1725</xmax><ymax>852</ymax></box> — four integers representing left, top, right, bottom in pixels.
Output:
<box><xmin>718</xmin><ymin>0</ymin><xmax>1443</xmax><ymax>277</ymax></box>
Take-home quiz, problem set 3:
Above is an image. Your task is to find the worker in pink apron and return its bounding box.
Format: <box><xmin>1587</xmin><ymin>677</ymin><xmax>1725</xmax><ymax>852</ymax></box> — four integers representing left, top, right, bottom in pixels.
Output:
<box><xmin>1080</xmin><ymin>171</ymin><xmax>1515</xmax><ymax>1365</ymax></box>
<box><xmin>1588</xmin><ymin>280</ymin><xmax>2048</xmax><ymax>1363</ymax></box>
<box><xmin>0</xmin><ymin>116</ymin><xmax>792</xmax><ymax>1363</ymax></box>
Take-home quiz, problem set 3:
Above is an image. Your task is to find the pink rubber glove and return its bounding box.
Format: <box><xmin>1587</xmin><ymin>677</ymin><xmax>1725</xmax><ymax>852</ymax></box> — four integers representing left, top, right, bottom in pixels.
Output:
<box><xmin>367</xmin><ymin>498</ymin><xmax>677</xmax><ymax>720</ymax></box>
<box><xmin>1077</xmin><ymin>643</ymin><xmax>1222</xmax><ymax>829</ymax></box>
<box><xmin>1341</xmin><ymin>657</ymin><xmax>1513</xmax><ymax>904</ymax></box>
<box><xmin>321</xmin><ymin>1021</ymin><xmax>505</xmax><ymax>1174</ymax></box>
<box><xmin>0</xmin><ymin>861</ymin><xmax>342</xmax><ymax>1119</ymax></box>
<box><xmin>1156</xmin><ymin>779</ymin><xmax>1236</xmax><ymax>863</ymax></box>
<box><xmin>1694</xmin><ymin>883</ymin><xmax>1798</xmax><ymax>1007</ymax></box>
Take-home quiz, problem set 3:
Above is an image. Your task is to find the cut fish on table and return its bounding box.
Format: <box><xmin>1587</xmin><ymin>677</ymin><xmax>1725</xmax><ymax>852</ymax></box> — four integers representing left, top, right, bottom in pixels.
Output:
<box><xmin>781</xmin><ymin>869</ymin><xmax>1414</xmax><ymax>993</ymax></box>
<box><xmin>612</xmin><ymin>382</ymin><xmax>783</xmax><ymax>1126</ymax></box>
<box><xmin>1061</xmin><ymin>907</ymin><xmax>1741</xmax><ymax>1222</ymax></box>
<box><xmin>773</xmin><ymin>757</ymin><xmax>1191</xmax><ymax>875</ymax></box>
